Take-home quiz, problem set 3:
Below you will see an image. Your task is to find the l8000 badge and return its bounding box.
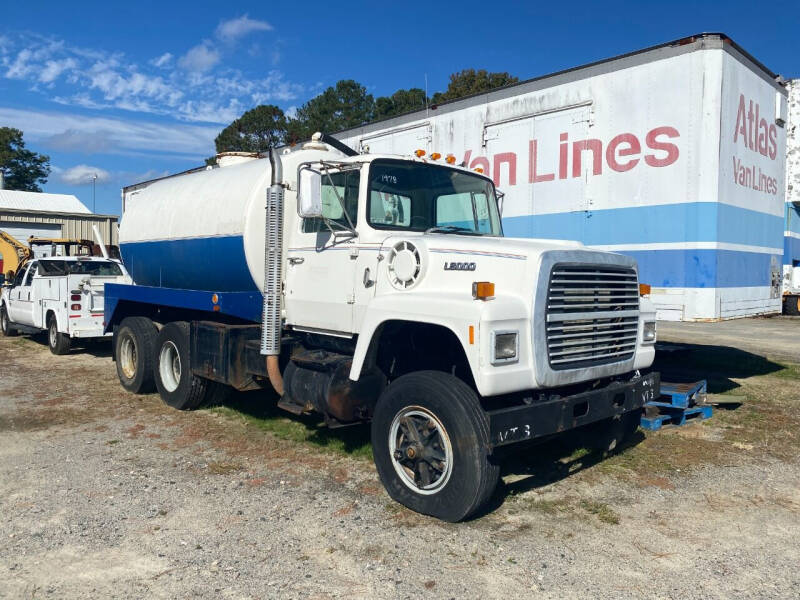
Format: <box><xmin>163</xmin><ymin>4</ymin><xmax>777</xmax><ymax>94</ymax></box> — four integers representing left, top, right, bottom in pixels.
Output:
<box><xmin>443</xmin><ymin>262</ymin><xmax>476</xmax><ymax>271</ymax></box>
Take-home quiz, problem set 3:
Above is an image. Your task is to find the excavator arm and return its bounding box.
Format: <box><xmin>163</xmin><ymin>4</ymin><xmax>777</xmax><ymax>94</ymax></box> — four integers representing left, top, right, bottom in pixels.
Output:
<box><xmin>0</xmin><ymin>230</ymin><xmax>32</xmax><ymax>280</ymax></box>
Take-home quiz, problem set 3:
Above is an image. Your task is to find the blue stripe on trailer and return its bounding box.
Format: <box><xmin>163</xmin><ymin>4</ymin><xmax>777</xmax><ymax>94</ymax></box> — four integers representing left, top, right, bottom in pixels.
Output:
<box><xmin>104</xmin><ymin>283</ymin><xmax>263</xmax><ymax>332</ymax></box>
<box><xmin>785</xmin><ymin>235</ymin><xmax>800</xmax><ymax>266</ymax></box>
<box><xmin>120</xmin><ymin>235</ymin><xmax>258</xmax><ymax>292</ymax></box>
<box><xmin>503</xmin><ymin>202</ymin><xmax>784</xmax><ymax>248</ymax></box>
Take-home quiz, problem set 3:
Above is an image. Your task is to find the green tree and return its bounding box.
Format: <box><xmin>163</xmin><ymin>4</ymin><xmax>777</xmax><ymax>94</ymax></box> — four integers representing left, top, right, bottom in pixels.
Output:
<box><xmin>374</xmin><ymin>88</ymin><xmax>428</xmax><ymax>120</ymax></box>
<box><xmin>0</xmin><ymin>127</ymin><xmax>51</xmax><ymax>192</ymax></box>
<box><xmin>214</xmin><ymin>105</ymin><xmax>288</xmax><ymax>154</ymax></box>
<box><xmin>431</xmin><ymin>69</ymin><xmax>519</xmax><ymax>105</ymax></box>
<box><xmin>289</xmin><ymin>80</ymin><xmax>375</xmax><ymax>142</ymax></box>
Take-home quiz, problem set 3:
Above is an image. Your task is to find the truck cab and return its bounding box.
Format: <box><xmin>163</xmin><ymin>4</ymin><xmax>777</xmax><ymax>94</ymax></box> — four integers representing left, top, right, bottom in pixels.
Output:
<box><xmin>1</xmin><ymin>256</ymin><xmax>131</xmax><ymax>354</ymax></box>
<box><xmin>105</xmin><ymin>137</ymin><xmax>659</xmax><ymax>521</ymax></box>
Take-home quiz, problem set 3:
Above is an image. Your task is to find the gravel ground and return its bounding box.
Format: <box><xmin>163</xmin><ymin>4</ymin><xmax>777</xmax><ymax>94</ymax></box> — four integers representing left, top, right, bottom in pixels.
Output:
<box><xmin>658</xmin><ymin>316</ymin><xmax>800</xmax><ymax>363</ymax></box>
<box><xmin>1</xmin><ymin>332</ymin><xmax>799</xmax><ymax>599</ymax></box>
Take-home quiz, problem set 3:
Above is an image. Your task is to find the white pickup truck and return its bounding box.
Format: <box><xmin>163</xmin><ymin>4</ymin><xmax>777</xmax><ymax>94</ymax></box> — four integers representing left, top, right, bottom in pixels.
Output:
<box><xmin>0</xmin><ymin>256</ymin><xmax>131</xmax><ymax>354</ymax></box>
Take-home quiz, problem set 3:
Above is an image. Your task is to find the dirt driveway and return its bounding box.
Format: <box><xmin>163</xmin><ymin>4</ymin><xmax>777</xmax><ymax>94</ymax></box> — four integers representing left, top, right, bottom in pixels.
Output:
<box><xmin>1</xmin><ymin>324</ymin><xmax>799</xmax><ymax>599</ymax></box>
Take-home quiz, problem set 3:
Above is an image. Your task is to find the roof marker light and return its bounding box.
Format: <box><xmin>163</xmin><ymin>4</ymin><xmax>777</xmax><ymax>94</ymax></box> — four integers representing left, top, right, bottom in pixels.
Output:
<box><xmin>445</xmin><ymin>154</ymin><xmax>456</xmax><ymax>164</ymax></box>
<box><xmin>474</xmin><ymin>167</ymin><xmax>484</xmax><ymax>174</ymax></box>
<box><xmin>414</xmin><ymin>149</ymin><xmax>426</xmax><ymax>157</ymax></box>
<box><xmin>430</xmin><ymin>152</ymin><xmax>441</xmax><ymax>160</ymax></box>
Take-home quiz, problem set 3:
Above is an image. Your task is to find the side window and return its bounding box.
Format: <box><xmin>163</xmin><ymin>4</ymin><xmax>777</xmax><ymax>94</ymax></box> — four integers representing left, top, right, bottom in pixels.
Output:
<box><xmin>370</xmin><ymin>191</ymin><xmax>411</xmax><ymax>227</ymax></box>
<box><xmin>436</xmin><ymin>192</ymin><xmax>493</xmax><ymax>232</ymax></box>
<box><xmin>13</xmin><ymin>267</ymin><xmax>26</xmax><ymax>287</ymax></box>
<box><xmin>302</xmin><ymin>169</ymin><xmax>360</xmax><ymax>233</ymax></box>
<box><xmin>23</xmin><ymin>263</ymin><xmax>37</xmax><ymax>286</ymax></box>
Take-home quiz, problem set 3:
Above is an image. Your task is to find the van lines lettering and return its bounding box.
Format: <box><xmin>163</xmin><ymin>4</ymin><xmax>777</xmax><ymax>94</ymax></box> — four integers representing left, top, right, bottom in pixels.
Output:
<box><xmin>730</xmin><ymin>93</ymin><xmax>779</xmax><ymax>195</ymax></box>
<box><xmin>462</xmin><ymin>126</ymin><xmax>680</xmax><ymax>187</ymax></box>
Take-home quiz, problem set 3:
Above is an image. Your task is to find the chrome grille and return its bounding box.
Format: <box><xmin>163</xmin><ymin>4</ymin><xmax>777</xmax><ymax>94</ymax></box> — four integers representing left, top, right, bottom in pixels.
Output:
<box><xmin>545</xmin><ymin>265</ymin><xmax>639</xmax><ymax>370</ymax></box>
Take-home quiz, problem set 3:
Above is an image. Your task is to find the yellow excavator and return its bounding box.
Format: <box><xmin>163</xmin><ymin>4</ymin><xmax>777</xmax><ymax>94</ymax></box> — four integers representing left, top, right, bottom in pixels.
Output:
<box><xmin>0</xmin><ymin>230</ymin><xmax>32</xmax><ymax>284</ymax></box>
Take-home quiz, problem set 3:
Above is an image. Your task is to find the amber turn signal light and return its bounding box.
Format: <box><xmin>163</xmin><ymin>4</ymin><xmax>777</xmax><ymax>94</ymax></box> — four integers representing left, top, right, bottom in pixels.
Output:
<box><xmin>639</xmin><ymin>283</ymin><xmax>651</xmax><ymax>296</ymax></box>
<box><xmin>472</xmin><ymin>281</ymin><xmax>495</xmax><ymax>300</ymax></box>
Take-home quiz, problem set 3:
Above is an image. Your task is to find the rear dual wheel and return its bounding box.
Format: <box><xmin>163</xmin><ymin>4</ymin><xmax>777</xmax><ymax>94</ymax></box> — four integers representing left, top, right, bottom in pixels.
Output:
<box><xmin>154</xmin><ymin>321</ymin><xmax>227</xmax><ymax>410</ymax></box>
<box><xmin>47</xmin><ymin>315</ymin><xmax>71</xmax><ymax>355</ymax></box>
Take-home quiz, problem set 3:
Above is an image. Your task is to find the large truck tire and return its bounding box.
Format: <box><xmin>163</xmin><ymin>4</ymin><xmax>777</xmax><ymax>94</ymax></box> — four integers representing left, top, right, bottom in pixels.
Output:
<box><xmin>115</xmin><ymin>316</ymin><xmax>158</xmax><ymax>394</ymax></box>
<box><xmin>154</xmin><ymin>321</ymin><xmax>210</xmax><ymax>410</ymax></box>
<box><xmin>371</xmin><ymin>371</ymin><xmax>500</xmax><ymax>522</ymax></box>
<box><xmin>47</xmin><ymin>314</ymin><xmax>71</xmax><ymax>355</ymax></box>
<box><xmin>0</xmin><ymin>304</ymin><xmax>17</xmax><ymax>337</ymax></box>
<box><xmin>783</xmin><ymin>295</ymin><xmax>800</xmax><ymax>316</ymax></box>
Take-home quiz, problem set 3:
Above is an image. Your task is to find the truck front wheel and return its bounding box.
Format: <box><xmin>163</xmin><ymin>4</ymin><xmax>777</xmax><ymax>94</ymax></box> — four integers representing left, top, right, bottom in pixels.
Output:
<box><xmin>154</xmin><ymin>321</ymin><xmax>210</xmax><ymax>410</ymax></box>
<box><xmin>115</xmin><ymin>317</ymin><xmax>157</xmax><ymax>394</ymax></box>
<box><xmin>371</xmin><ymin>371</ymin><xmax>499</xmax><ymax>522</ymax></box>
<box><xmin>47</xmin><ymin>315</ymin><xmax>71</xmax><ymax>355</ymax></box>
<box><xmin>0</xmin><ymin>304</ymin><xmax>17</xmax><ymax>337</ymax></box>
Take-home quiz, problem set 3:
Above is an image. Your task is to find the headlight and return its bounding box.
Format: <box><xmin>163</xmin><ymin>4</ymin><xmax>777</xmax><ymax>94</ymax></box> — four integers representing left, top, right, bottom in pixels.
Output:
<box><xmin>643</xmin><ymin>321</ymin><xmax>656</xmax><ymax>343</ymax></box>
<box><xmin>492</xmin><ymin>331</ymin><xmax>518</xmax><ymax>364</ymax></box>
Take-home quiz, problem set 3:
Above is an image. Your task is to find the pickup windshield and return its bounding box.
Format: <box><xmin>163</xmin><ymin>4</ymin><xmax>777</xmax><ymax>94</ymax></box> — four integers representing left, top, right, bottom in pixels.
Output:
<box><xmin>367</xmin><ymin>159</ymin><xmax>502</xmax><ymax>235</ymax></box>
<box><xmin>38</xmin><ymin>259</ymin><xmax>123</xmax><ymax>277</ymax></box>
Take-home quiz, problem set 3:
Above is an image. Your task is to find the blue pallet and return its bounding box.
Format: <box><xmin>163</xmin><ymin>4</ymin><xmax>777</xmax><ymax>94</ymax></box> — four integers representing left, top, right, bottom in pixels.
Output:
<box><xmin>641</xmin><ymin>405</ymin><xmax>713</xmax><ymax>431</ymax></box>
<box><xmin>656</xmin><ymin>380</ymin><xmax>707</xmax><ymax>409</ymax></box>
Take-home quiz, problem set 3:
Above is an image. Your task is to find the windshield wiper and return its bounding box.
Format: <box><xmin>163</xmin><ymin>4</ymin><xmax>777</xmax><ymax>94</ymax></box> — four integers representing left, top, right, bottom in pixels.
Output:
<box><xmin>424</xmin><ymin>225</ymin><xmax>482</xmax><ymax>236</ymax></box>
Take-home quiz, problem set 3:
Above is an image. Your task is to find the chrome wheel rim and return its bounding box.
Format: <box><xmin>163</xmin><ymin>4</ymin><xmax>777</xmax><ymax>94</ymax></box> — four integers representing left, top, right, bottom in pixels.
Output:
<box><xmin>159</xmin><ymin>341</ymin><xmax>181</xmax><ymax>392</ymax></box>
<box><xmin>389</xmin><ymin>406</ymin><xmax>453</xmax><ymax>495</ymax></box>
<box><xmin>119</xmin><ymin>335</ymin><xmax>137</xmax><ymax>380</ymax></box>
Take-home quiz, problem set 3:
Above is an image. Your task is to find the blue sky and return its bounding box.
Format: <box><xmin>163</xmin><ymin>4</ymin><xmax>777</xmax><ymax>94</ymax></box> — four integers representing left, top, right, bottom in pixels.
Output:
<box><xmin>1</xmin><ymin>0</ymin><xmax>797</xmax><ymax>216</ymax></box>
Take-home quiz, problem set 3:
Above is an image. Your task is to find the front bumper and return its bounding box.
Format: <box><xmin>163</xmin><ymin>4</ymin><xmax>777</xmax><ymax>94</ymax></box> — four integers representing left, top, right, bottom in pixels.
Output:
<box><xmin>487</xmin><ymin>371</ymin><xmax>660</xmax><ymax>449</ymax></box>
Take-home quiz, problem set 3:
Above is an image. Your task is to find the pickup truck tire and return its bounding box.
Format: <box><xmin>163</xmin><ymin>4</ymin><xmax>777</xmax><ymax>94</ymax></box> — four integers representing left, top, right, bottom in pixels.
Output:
<box><xmin>0</xmin><ymin>304</ymin><xmax>17</xmax><ymax>337</ymax></box>
<box><xmin>371</xmin><ymin>371</ymin><xmax>499</xmax><ymax>522</ymax></box>
<box><xmin>116</xmin><ymin>317</ymin><xmax>157</xmax><ymax>394</ymax></box>
<box><xmin>47</xmin><ymin>315</ymin><xmax>71</xmax><ymax>355</ymax></box>
<box><xmin>784</xmin><ymin>295</ymin><xmax>800</xmax><ymax>316</ymax></box>
<box><xmin>154</xmin><ymin>321</ymin><xmax>209</xmax><ymax>411</ymax></box>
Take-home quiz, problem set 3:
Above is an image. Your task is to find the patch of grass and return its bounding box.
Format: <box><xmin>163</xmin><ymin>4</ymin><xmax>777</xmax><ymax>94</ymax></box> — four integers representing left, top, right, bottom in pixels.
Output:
<box><xmin>579</xmin><ymin>499</ymin><xmax>620</xmax><ymax>525</ymax></box>
<box><xmin>774</xmin><ymin>362</ymin><xmax>800</xmax><ymax>380</ymax></box>
<box><xmin>208</xmin><ymin>396</ymin><xmax>373</xmax><ymax>461</ymax></box>
<box><xmin>206</xmin><ymin>461</ymin><xmax>244</xmax><ymax>475</ymax></box>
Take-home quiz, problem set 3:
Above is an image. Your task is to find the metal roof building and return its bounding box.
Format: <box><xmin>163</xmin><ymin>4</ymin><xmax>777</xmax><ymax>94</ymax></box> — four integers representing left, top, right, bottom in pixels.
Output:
<box><xmin>0</xmin><ymin>189</ymin><xmax>118</xmax><ymax>263</ymax></box>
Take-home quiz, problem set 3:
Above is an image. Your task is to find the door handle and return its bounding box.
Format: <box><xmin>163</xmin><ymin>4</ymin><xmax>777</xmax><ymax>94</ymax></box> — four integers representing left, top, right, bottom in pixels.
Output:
<box><xmin>288</xmin><ymin>257</ymin><xmax>305</xmax><ymax>265</ymax></box>
<box><xmin>363</xmin><ymin>268</ymin><xmax>373</xmax><ymax>288</ymax></box>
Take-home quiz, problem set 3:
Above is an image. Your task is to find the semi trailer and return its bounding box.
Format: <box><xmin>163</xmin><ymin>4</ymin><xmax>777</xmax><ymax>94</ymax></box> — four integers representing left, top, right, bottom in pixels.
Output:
<box><xmin>106</xmin><ymin>135</ymin><xmax>659</xmax><ymax>521</ymax></box>
<box><xmin>336</xmin><ymin>34</ymin><xmax>789</xmax><ymax>321</ymax></box>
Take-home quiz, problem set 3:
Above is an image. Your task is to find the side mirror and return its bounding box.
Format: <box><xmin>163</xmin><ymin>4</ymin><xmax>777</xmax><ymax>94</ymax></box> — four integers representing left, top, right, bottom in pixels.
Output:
<box><xmin>297</xmin><ymin>167</ymin><xmax>323</xmax><ymax>218</ymax></box>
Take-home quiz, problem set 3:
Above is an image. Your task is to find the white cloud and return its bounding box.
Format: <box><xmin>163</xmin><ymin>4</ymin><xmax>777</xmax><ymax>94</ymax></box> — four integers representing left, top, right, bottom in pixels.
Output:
<box><xmin>39</xmin><ymin>58</ymin><xmax>77</xmax><ymax>83</ymax></box>
<box><xmin>178</xmin><ymin>42</ymin><xmax>220</xmax><ymax>73</ymax></box>
<box><xmin>150</xmin><ymin>52</ymin><xmax>173</xmax><ymax>68</ymax></box>
<box><xmin>215</xmin><ymin>15</ymin><xmax>272</xmax><ymax>42</ymax></box>
<box><xmin>0</xmin><ymin>33</ymin><xmax>303</xmax><ymax>124</ymax></box>
<box><xmin>59</xmin><ymin>164</ymin><xmax>112</xmax><ymax>185</ymax></box>
<box><xmin>0</xmin><ymin>107</ymin><xmax>219</xmax><ymax>158</ymax></box>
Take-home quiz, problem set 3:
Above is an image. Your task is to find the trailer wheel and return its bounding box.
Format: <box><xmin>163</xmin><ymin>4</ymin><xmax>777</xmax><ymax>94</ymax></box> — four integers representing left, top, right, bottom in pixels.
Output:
<box><xmin>115</xmin><ymin>317</ymin><xmax>157</xmax><ymax>394</ymax></box>
<box><xmin>47</xmin><ymin>314</ymin><xmax>71</xmax><ymax>355</ymax></box>
<box><xmin>371</xmin><ymin>371</ymin><xmax>499</xmax><ymax>522</ymax></box>
<box><xmin>784</xmin><ymin>295</ymin><xmax>800</xmax><ymax>316</ymax></box>
<box><xmin>0</xmin><ymin>304</ymin><xmax>17</xmax><ymax>337</ymax></box>
<box><xmin>154</xmin><ymin>321</ymin><xmax>210</xmax><ymax>411</ymax></box>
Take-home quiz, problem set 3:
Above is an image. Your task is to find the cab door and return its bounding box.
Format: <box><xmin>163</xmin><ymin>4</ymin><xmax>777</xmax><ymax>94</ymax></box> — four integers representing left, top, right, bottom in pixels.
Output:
<box><xmin>284</xmin><ymin>168</ymin><xmax>361</xmax><ymax>335</ymax></box>
<box><xmin>8</xmin><ymin>262</ymin><xmax>36</xmax><ymax>326</ymax></box>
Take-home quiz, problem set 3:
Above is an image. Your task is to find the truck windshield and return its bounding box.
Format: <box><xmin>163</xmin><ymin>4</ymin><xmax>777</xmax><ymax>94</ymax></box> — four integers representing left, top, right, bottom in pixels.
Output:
<box><xmin>367</xmin><ymin>159</ymin><xmax>502</xmax><ymax>235</ymax></box>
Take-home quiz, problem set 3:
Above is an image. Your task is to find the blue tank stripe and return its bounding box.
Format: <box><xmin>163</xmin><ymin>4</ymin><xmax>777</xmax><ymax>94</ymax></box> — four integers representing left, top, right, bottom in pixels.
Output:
<box><xmin>121</xmin><ymin>235</ymin><xmax>258</xmax><ymax>292</ymax></box>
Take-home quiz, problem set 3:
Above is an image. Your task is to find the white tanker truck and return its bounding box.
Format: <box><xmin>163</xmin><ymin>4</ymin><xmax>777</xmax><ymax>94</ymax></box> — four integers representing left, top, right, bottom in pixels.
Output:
<box><xmin>107</xmin><ymin>133</ymin><xmax>659</xmax><ymax>521</ymax></box>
